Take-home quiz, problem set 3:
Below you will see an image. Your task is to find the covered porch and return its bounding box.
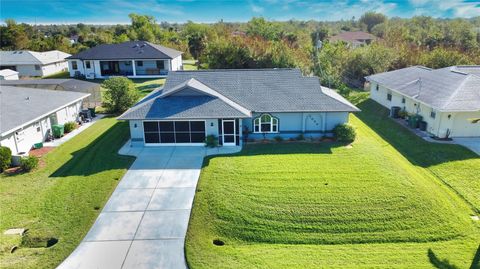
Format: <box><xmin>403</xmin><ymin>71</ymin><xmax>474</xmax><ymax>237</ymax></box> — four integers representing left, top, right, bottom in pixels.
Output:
<box><xmin>99</xmin><ymin>59</ymin><xmax>169</xmax><ymax>78</ymax></box>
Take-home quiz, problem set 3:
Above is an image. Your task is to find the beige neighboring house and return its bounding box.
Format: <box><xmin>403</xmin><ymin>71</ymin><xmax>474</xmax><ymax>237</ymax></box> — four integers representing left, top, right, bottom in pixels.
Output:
<box><xmin>328</xmin><ymin>31</ymin><xmax>377</xmax><ymax>48</ymax></box>
<box><xmin>0</xmin><ymin>50</ymin><xmax>71</xmax><ymax>77</ymax></box>
<box><xmin>366</xmin><ymin>66</ymin><xmax>480</xmax><ymax>138</ymax></box>
<box><xmin>0</xmin><ymin>69</ymin><xmax>19</xmax><ymax>80</ymax></box>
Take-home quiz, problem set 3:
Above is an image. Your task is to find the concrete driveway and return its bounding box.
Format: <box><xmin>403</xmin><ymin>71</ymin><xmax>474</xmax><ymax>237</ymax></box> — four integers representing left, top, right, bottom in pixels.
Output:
<box><xmin>58</xmin><ymin>145</ymin><xmax>240</xmax><ymax>269</ymax></box>
<box><xmin>453</xmin><ymin>138</ymin><xmax>480</xmax><ymax>156</ymax></box>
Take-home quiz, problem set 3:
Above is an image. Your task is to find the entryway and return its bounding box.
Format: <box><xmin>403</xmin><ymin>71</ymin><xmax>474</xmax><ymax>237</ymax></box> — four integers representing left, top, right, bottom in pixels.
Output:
<box><xmin>222</xmin><ymin>120</ymin><xmax>236</xmax><ymax>146</ymax></box>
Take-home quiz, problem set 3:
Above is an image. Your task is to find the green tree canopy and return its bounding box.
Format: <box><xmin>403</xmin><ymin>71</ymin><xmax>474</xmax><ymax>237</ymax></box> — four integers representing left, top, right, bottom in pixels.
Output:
<box><xmin>101</xmin><ymin>77</ymin><xmax>139</xmax><ymax>113</ymax></box>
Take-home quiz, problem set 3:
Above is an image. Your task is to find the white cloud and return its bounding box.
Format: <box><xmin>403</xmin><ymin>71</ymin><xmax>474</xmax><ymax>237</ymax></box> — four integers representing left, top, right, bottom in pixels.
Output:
<box><xmin>251</xmin><ymin>3</ymin><xmax>265</xmax><ymax>13</ymax></box>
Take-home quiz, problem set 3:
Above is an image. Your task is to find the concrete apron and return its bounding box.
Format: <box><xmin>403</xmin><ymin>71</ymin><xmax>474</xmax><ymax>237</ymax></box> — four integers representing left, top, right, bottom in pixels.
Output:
<box><xmin>57</xmin><ymin>144</ymin><xmax>240</xmax><ymax>269</ymax></box>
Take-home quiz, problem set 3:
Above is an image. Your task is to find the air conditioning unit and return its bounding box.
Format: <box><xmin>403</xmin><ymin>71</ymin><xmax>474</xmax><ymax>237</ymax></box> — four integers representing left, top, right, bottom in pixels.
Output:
<box><xmin>85</xmin><ymin>73</ymin><xmax>95</xmax><ymax>79</ymax></box>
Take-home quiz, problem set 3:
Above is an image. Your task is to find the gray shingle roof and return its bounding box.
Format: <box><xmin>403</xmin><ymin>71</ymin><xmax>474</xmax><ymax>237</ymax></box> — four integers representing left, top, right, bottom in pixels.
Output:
<box><xmin>0</xmin><ymin>50</ymin><xmax>71</xmax><ymax>65</ymax></box>
<box><xmin>119</xmin><ymin>69</ymin><xmax>359</xmax><ymax>120</ymax></box>
<box><xmin>366</xmin><ymin>66</ymin><xmax>480</xmax><ymax>111</ymax></box>
<box><xmin>0</xmin><ymin>86</ymin><xmax>90</xmax><ymax>135</ymax></box>
<box><xmin>67</xmin><ymin>41</ymin><xmax>182</xmax><ymax>60</ymax></box>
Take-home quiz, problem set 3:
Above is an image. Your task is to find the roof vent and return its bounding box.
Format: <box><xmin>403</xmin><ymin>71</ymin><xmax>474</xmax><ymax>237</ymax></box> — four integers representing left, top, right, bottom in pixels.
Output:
<box><xmin>25</xmin><ymin>96</ymin><xmax>30</xmax><ymax>100</ymax></box>
<box><xmin>140</xmin><ymin>44</ymin><xmax>146</xmax><ymax>48</ymax></box>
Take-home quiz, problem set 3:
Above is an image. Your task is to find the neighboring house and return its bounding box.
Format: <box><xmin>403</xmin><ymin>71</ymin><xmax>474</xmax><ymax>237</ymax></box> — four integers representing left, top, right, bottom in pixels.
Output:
<box><xmin>328</xmin><ymin>31</ymin><xmax>377</xmax><ymax>48</ymax></box>
<box><xmin>0</xmin><ymin>69</ymin><xmax>19</xmax><ymax>80</ymax></box>
<box><xmin>0</xmin><ymin>79</ymin><xmax>102</xmax><ymax>108</ymax></box>
<box><xmin>119</xmin><ymin>69</ymin><xmax>359</xmax><ymax>146</ymax></box>
<box><xmin>366</xmin><ymin>65</ymin><xmax>480</xmax><ymax>138</ymax></box>
<box><xmin>0</xmin><ymin>86</ymin><xmax>90</xmax><ymax>155</ymax></box>
<box><xmin>66</xmin><ymin>41</ymin><xmax>183</xmax><ymax>79</ymax></box>
<box><xmin>0</xmin><ymin>50</ymin><xmax>71</xmax><ymax>77</ymax></box>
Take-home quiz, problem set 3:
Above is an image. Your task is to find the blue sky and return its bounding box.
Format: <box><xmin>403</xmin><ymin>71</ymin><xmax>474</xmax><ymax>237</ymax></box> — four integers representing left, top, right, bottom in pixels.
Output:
<box><xmin>1</xmin><ymin>0</ymin><xmax>479</xmax><ymax>24</ymax></box>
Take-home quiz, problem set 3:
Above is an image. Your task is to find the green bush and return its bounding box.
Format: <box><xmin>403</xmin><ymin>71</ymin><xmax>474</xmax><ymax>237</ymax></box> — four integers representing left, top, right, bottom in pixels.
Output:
<box><xmin>0</xmin><ymin>146</ymin><xmax>12</xmax><ymax>172</ymax></box>
<box><xmin>101</xmin><ymin>77</ymin><xmax>140</xmax><ymax>113</ymax></box>
<box><xmin>273</xmin><ymin>135</ymin><xmax>283</xmax><ymax>142</ymax></box>
<box><xmin>205</xmin><ymin>135</ymin><xmax>218</xmax><ymax>148</ymax></box>
<box><xmin>333</xmin><ymin>124</ymin><xmax>356</xmax><ymax>142</ymax></box>
<box><xmin>295</xmin><ymin>133</ymin><xmax>305</xmax><ymax>141</ymax></box>
<box><xmin>20</xmin><ymin>156</ymin><xmax>39</xmax><ymax>172</ymax></box>
<box><xmin>64</xmin><ymin>122</ymin><xmax>77</xmax><ymax>133</ymax></box>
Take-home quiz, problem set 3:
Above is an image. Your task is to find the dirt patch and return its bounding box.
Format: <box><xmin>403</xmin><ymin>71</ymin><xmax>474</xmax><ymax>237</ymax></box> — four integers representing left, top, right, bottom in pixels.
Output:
<box><xmin>29</xmin><ymin>147</ymin><xmax>55</xmax><ymax>158</ymax></box>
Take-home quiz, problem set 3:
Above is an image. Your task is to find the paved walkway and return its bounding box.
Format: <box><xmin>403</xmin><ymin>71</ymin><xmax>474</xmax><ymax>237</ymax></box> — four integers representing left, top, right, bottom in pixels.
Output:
<box><xmin>44</xmin><ymin>115</ymin><xmax>105</xmax><ymax>147</ymax></box>
<box><xmin>58</xmin><ymin>144</ymin><xmax>240</xmax><ymax>269</ymax></box>
<box><xmin>453</xmin><ymin>138</ymin><xmax>480</xmax><ymax>156</ymax></box>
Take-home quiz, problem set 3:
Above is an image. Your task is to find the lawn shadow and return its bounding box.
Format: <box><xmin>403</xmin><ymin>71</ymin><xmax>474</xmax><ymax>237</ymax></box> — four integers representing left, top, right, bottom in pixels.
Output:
<box><xmin>49</xmin><ymin>121</ymin><xmax>134</xmax><ymax>177</ymax></box>
<box><xmin>355</xmin><ymin>99</ymin><xmax>478</xmax><ymax>167</ymax></box>
<box><xmin>428</xmin><ymin>249</ymin><xmax>460</xmax><ymax>269</ymax></box>
<box><xmin>470</xmin><ymin>245</ymin><xmax>480</xmax><ymax>269</ymax></box>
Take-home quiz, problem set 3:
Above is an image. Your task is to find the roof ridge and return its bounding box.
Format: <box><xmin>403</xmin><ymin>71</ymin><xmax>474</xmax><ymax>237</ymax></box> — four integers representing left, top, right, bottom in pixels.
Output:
<box><xmin>442</xmin><ymin>74</ymin><xmax>475</xmax><ymax>109</ymax></box>
<box><xmin>171</xmin><ymin>68</ymin><xmax>300</xmax><ymax>73</ymax></box>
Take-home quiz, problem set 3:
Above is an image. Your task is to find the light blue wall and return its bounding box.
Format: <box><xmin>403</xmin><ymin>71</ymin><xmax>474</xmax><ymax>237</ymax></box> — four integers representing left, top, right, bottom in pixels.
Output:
<box><xmin>242</xmin><ymin>112</ymin><xmax>349</xmax><ymax>139</ymax></box>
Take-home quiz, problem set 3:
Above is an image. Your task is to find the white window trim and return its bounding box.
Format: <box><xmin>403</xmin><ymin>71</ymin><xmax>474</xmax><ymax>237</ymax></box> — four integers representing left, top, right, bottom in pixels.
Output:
<box><xmin>253</xmin><ymin>114</ymin><xmax>279</xmax><ymax>133</ymax></box>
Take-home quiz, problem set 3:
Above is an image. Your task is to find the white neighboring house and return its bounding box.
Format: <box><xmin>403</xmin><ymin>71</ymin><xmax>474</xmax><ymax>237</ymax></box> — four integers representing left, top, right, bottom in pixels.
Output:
<box><xmin>0</xmin><ymin>86</ymin><xmax>90</xmax><ymax>155</ymax></box>
<box><xmin>0</xmin><ymin>69</ymin><xmax>19</xmax><ymax>80</ymax></box>
<box><xmin>67</xmin><ymin>41</ymin><xmax>183</xmax><ymax>79</ymax></box>
<box><xmin>0</xmin><ymin>50</ymin><xmax>71</xmax><ymax>77</ymax></box>
<box><xmin>366</xmin><ymin>65</ymin><xmax>480</xmax><ymax>138</ymax></box>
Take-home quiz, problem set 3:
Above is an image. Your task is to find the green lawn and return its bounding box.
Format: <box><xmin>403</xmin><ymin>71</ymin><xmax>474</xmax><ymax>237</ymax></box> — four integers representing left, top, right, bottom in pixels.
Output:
<box><xmin>0</xmin><ymin>118</ymin><xmax>134</xmax><ymax>269</ymax></box>
<box><xmin>186</xmin><ymin>100</ymin><xmax>480</xmax><ymax>268</ymax></box>
<box><xmin>42</xmin><ymin>71</ymin><xmax>70</xmax><ymax>79</ymax></box>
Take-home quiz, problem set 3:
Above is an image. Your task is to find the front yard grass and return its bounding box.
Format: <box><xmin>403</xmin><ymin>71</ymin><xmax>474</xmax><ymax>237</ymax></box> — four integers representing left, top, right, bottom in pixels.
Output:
<box><xmin>0</xmin><ymin>117</ymin><xmax>134</xmax><ymax>269</ymax></box>
<box><xmin>186</xmin><ymin>101</ymin><xmax>480</xmax><ymax>268</ymax></box>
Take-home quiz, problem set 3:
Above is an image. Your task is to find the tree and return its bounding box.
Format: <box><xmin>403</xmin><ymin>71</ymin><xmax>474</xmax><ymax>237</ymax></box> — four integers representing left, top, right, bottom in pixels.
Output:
<box><xmin>246</xmin><ymin>17</ymin><xmax>282</xmax><ymax>41</ymax></box>
<box><xmin>128</xmin><ymin>13</ymin><xmax>159</xmax><ymax>42</ymax></box>
<box><xmin>420</xmin><ymin>47</ymin><xmax>473</xmax><ymax>68</ymax></box>
<box><xmin>183</xmin><ymin>22</ymin><xmax>210</xmax><ymax>67</ymax></box>
<box><xmin>101</xmin><ymin>77</ymin><xmax>139</xmax><ymax>113</ymax></box>
<box><xmin>359</xmin><ymin>12</ymin><xmax>387</xmax><ymax>33</ymax></box>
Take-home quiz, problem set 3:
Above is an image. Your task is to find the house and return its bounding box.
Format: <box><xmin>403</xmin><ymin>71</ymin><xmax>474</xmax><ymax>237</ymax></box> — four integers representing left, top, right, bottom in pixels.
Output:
<box><xmin>0</xmin><ymin>79</ymin><xmax>102</xmax><ymax>108</ymax></box>
<box><xmin>0</xmin><ymin>69</ymin><xmax>19</xmax><ymax>80</ymax></box>
<box><xmin>66</xmin><ymin>41</ymin><xmax>183</xmax><ymax>79</ymax></box>
<box><xmin>119</xmin><ymin>69</ymin><xmax>359</xmax><ymax>146</ymax></box>
<box><xmin>0</xmin><ymin>86</ymin><xmax>90</xmax><ymax>155</ymax></box>
<box><xmin>328</xmin><ymin>31</ymin><xmax>377</xmax><ymax>48</ymax></box>
<box><xmin>0</xmin><ymin>50</ymin><xmax>71</xmax><ymax>77</ymax></box>
<box><xmin>366</xmin><ymin>65</ymin><xmax>480</xmax><ymax>138</ymax></box>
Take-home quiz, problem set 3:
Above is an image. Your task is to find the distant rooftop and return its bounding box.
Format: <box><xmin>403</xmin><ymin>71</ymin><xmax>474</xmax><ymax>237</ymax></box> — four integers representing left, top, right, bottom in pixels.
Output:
<box><xmin>366</xmin><ymin>65</ymin><xmax>480</xmax><ymax>112</ymax></box>
<box><xmin>67</xmin><ymin>41</ymin><xmax>183</xmax><ymax>60</ymax></box>
<box><xmin>0</xmin><ymin>50</ymin><xmax>71</xmax><ymax>65</ymax></box>
<box><xmin>328</xmin><ymin>31</ymin><xmax>377</xmax><ymax>43</ymax></box>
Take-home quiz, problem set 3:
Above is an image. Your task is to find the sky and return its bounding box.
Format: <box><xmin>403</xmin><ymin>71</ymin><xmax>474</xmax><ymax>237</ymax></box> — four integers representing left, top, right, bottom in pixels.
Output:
<box><xmin>1</xmin><ymin>0</ymin><xmax>479</xmax><ymax>24</ymax></box>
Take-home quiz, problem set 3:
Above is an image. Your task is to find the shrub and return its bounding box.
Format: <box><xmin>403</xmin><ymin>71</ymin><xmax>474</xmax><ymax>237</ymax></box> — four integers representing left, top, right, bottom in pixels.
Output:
<box><xmin>273</xmin><ymin>135</ymin><xmax>283</xmax><ymax>142</ymax></box>
<box><xmin>101</xmin><ymin>77</ymin><xmax>140</xmax><ymax>113</ymax></box>
<box><xmin>333</xmin><ymin>124</ymin><xmax>356</xmax><ymax>142</ymax></box>
<box><xmin>64</xmin><ymin>121</ymin><xmax>77</xmax><ymax>133</ymax></box>
<box><xmin>20</xmin><ymin>156</ymin><xmax>39</xmax><ymax>172</ymax></box>
<box><xmin>0</xmin><ymin>146</ymin><xmax>12</xmax><ymax>172</ymax></box>
<box><xmin>295</xmin><ymin>133</ymin><xmax>305</xmax><ymax>141</ymax></box>
<box><xmin>205</xmin><ymin>135</ymin><xmax>218</xmax><ymax>148</ymax></box>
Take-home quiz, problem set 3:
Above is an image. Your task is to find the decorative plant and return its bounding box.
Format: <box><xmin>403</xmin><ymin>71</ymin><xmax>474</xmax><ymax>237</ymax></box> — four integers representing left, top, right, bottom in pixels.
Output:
<box><xmin>20</xmin><ymin>156</ymin><xmax>39</xmax><ymax>172</ymax></box>
<box><xmin>204</xmin><ymin>135</ymin><xmax>218</xmax><ymax>148</ymax></box>
<box><xmin>0</xmin><ymin>146</ymin><xmax>12</xmax><ymax>172</ymax></box>
<box><xmin>273</xmin><ymin>135</ymin><xmax>283</xmax><ymax>142</ymax></box>
<box><xmin>333</xmin><ymin>124</ymin><xmax>357</xmax><ymax>142</ymax></box>
<box><xmin>64</xmin><ymin>122</ymin><xmax>77</xmax><ymax>133</ymax></box>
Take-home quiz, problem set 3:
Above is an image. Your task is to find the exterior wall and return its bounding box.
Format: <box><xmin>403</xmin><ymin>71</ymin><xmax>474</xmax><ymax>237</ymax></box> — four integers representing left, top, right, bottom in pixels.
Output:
<box><xmin>243</xmin><ymin>112</ymin><xmax>350</xmax><ymax>140</ymax></box>
<box><xmin>171</xmin><ymin>55</ymin><xmax>183</xmax><ymax>71</ymax></box>
<box><xmin>55</xmin><ymin>101</ymin><xmax>82</xmax><ymax>125</ymax></box>
<box><xmin>15</xmin><ymin>65</ymin><xmax>43</xmax><ymax>77</ymax></box>
<box><xmin>0</xmin><ymin>73</ymin><xmax>19</xmax><ymax>80</ymax></box>
<box><xmin>41</xmin><ymin>61</ymin><xmax>69</xmax><ymax>76</ymax></box>
<box><xmin>0</xmin><ymin>133</ymin><xmax>18</xmax><ymax>155</ymax></box>
<box><xmin>71</xmin><ymin>58</ymin><xmax>174</xmax><ymax>79</ymax></box>
<box><xmin>129</xmin><ymin>120</ymin><xmax>144</xmax><ymax>142</ymax></box>
<box><xmin>369</xmin><ymin>81</ymin><xmax>480</xmax><ymax>138</ymax></box>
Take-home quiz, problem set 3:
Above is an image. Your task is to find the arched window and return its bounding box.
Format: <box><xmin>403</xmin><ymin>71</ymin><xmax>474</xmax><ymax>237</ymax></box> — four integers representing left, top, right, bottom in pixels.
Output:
<box><xmin>253</xmin><ymin>114</ymin><xmax>278</xmax><ymax>133</ymax></box>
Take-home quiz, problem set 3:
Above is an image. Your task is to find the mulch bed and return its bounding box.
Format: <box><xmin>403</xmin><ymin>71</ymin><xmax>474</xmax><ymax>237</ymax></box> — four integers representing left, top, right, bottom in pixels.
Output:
<box><xmin>29</xmin><ymin>147</ymin><xmax>55</xmax><ymax>158</ymax></box>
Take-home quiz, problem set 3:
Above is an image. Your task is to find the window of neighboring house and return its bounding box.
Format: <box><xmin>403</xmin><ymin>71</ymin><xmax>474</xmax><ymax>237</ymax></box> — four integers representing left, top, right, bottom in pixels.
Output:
<box><xmin>72</xmin><ymin>61</ymin><xmax>78</xmax><ymax>70</ymax></box>
<box><xmin>402</xmin><ymin>97</ymin><xmax>406</xmax><ymax>104</ymax></box>
<box><xmin>430</xmin><ymin>110</ymin><xmax>436</xmax><ymax>119</ymax></box>
<box><xmin>253</xmin><ymin>114</ymin><xmax>279</xmax><ymax>133</ymax></box>
<box><xmin>85</xmin><ymin>61</ymin><xmax>91</xmax><ymax>69</ymax></box>
<box><xmin>387</xmin><ymin>93</ymin><xmax>392</xmax><ymax>101</ymax></box>
<box><xmin>137</xmin><ymin>61</ymin><xmax>143</xmax><ymax>67</ymax></box>
<box><xmin>156</xmin><ymin>60</ymin><xmax>165</xmax><ymax>70</ymax></box>
<box><xmin>34</xmin><ymin>65</ymin><xmax>40</xmax><ymax>70</ymax></box>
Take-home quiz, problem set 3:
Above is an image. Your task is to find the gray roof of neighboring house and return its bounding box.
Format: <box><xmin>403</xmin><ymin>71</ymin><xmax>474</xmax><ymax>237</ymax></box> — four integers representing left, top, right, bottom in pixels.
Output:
<box><xmin>366</xmin><ymin>66</ymin><xmax>480</xmax><ymax>111</ymax></box>
<box><xmin>67</xmin><ymin>41</ymin><xmax>183</xmax><ymax>60</ymax></box>
<box><xmin>0</xmin><ymin>50</ymin><xmax>71</xmax><ymax>65</ymax></box>
<box><xmin>0</xmin><ymin>86</ymin><xmax>90</xmax><ymax>135</ymax></box>
<box><xmin>328</xmin><ymin>31</ymin><xmax>377</xmax><ymax>43</ymax></box>
<box><xmin>0</xmin><ymin>79</ymin><xmax>102</xmax><ymax>107</ymax></box>
<box><xmin>119</xmin><ymin>69</ymin><xmax>359</xmax><ymax>120</ymax></box>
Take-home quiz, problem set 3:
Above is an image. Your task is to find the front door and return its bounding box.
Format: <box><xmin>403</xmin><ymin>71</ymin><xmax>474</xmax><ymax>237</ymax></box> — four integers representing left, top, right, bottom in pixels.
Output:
<box><xmin>222</xmin><ymin>120</ymin><xmax>236</xmax><ymax>146</ymax></box>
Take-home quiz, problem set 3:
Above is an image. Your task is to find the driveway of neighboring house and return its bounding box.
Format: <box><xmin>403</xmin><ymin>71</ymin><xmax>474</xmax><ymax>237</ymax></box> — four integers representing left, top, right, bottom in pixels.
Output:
<box><xmin>57</xmin><ymin>144</ymin><xmax>240</xmax><ymax>269</ymax></box>
<box><xmin>453</xmin><ymin>137</ymin><xmax>480</xmax><ymax>156</ymax></box>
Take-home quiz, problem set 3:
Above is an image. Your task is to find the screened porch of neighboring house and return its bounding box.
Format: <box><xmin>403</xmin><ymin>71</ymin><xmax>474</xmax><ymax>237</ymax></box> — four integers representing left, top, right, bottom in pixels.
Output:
<box><xmin>99</xmin><ymin>59</ymin><xmax>169</xmax><ymax>77</ymax></box>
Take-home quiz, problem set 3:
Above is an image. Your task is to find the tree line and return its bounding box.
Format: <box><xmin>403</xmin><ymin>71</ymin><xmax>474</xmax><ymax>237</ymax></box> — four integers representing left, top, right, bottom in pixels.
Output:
<box><xmin>1</xmin><ymin>12</ymin><xmax>479</xmax><ymax>88</ymax></box>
